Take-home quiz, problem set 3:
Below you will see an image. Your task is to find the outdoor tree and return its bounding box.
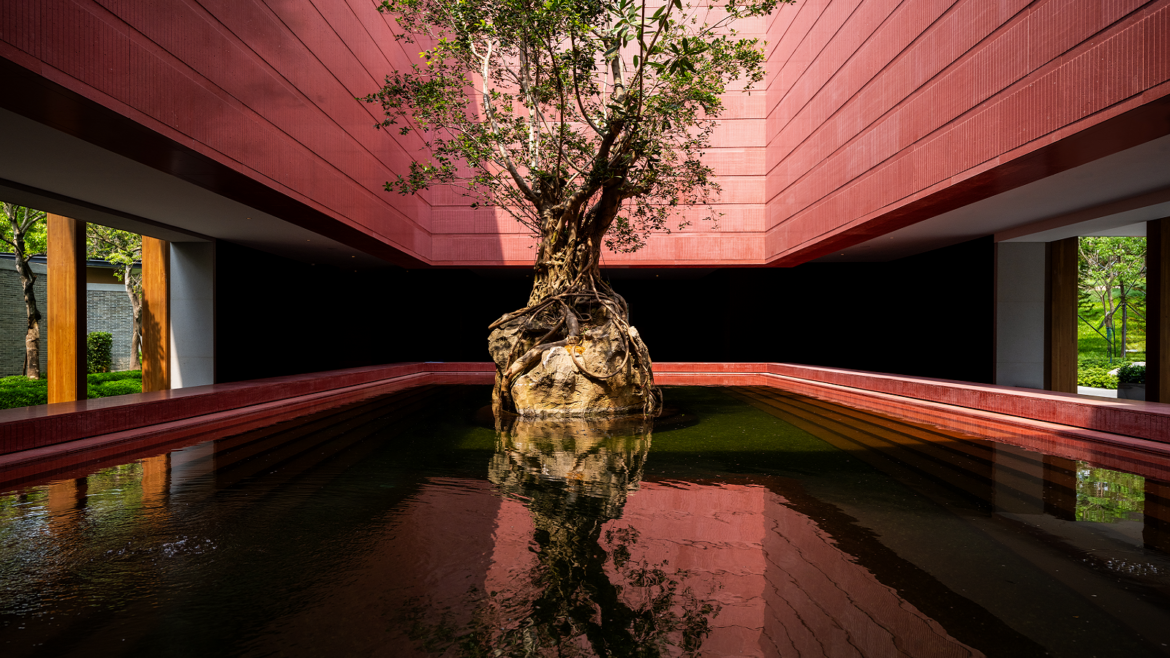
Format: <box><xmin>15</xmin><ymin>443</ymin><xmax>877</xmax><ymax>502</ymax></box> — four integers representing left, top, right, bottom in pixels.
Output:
<box><xmin>1078</xmin><ymin>237</ymin><xmax>1147</xmax><ymax>362</ymax></box>
<box><xmin>0</xmin><ymin>203</ymin><xmax>46</xmax><ymax>378</ymax></box>
<box><xmin>86</xmin><ymin>226</ymin><xmax>143</xmax><ymax>370</ymax></box>
<box><xmin>365</xmin><ymin>0</ymin><xmax>784</xmax><ymax>415</ymax></box>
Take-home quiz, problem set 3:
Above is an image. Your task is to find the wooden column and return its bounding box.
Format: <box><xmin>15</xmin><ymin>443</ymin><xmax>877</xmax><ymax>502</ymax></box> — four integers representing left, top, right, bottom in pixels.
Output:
<box><xmin>140</xmin><ymin>454</ymin><xmax>169</xmax><ymax>511</ymax></box>
<box><xmin>142</xmin><ymin>237</ymin><xmax>170</xmax><ymax>392</ymax></box>
<box><xmin>1044</xmin><ymin>237</ymin><xmax>1078</xmax><ymax>393</ymax></box>
<box><xmin>1148</xmin><ymin>217</ymin><xmax>1170</xmax><ymax>404</ymax></box>
<box><xmin>47</xmin><ymin>214</ymin><xmax>86</xmax><ymax>403</ymax></box>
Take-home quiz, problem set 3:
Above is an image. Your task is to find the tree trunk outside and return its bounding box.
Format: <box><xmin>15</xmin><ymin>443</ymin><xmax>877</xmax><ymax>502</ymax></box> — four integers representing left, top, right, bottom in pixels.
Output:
<box><xmin>1099</xmin><ymin>287</ymin><xmax>1116</xmax><ymax>361</ymax></box>
<box><xmin>1121</xmin><ymin>295</ymin><xmax>1128</xmax><ymax>360</ymax></box>
<box><xmin>13</xmin><ymin>242</ymin><xmax>41</xmax><ymax>379</ymax></box>
<box><xmin>124</xmin><ymin>264</ymin><xmax>142</xmax><ymax>371</ymax></box>
<box><xmin>528</xmin><ymin>229</ymin><xmax>598</xmax><ymax>306</ymax></box>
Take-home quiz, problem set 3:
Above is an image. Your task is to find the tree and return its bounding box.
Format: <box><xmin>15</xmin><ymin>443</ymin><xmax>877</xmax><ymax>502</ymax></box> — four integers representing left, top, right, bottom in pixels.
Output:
<box><xmin>366</xmin><ymin>0</ymin><xmax>782</xmax><ymax>415</ymax></box>
<box><xmin>86</xmin><ymin>226</ymin><xmax>143</xmax><ymax>370</ymax></box>
<box><xmin>1078</xmin><ymin>237</ymin><xmax>1146</xmax><ymax>362</ymax></box>
<box><xmin>0</xmin><ymin>203</ymin><xmax>47</xmax><ymax>378</ymax></box>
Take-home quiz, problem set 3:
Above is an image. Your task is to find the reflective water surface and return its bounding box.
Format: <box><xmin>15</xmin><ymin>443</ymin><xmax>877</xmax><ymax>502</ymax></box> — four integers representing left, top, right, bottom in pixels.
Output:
<box><xmin>1</xmin><ymin>386</ymin><xmax>1168</xmax><ymax>657</ymax></box>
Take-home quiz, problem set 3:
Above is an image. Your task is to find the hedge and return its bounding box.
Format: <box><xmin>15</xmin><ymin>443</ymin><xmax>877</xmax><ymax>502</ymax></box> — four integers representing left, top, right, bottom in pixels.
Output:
<box><xmin>0</xmin><ymin>371</ymin><xmax>143</xmax><ymax>410</ymax></box>
<box><xmin>1118</xmin><ymin>363</ymin><xmax>1146</xmax><ymax>385</ymax></box>
<box><xmin>1077</xmin><ymin>366</ymin><xmax>1118</xmax><ymax>389</ymax></box>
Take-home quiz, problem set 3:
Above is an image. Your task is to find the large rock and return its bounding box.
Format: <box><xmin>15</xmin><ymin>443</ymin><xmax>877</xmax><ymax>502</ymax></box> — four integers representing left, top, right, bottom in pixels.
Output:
<box><xmin>489</xmin><ymin>317</ymin><xmax>650</xmax><ymax>417</ymax></box>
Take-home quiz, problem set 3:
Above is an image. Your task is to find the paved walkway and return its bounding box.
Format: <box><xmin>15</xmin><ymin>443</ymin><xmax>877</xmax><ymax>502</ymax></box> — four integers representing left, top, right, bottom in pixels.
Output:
<box><xmin>1078</xmin><ymin>386</ymin><xmax>1118</xmax><ymax>398</ymax></box>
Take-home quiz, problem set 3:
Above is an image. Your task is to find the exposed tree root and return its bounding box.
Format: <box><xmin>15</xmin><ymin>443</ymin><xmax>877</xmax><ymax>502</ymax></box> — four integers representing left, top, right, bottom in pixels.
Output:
<box><xmin>489</xmin><ymin>272</ymin><xmax>662</xmax><ymax>418</ymax></box>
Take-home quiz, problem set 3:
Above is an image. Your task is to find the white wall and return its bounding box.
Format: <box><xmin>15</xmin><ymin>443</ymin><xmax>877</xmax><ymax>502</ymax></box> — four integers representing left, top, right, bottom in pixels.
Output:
<box><xmin>169</xmin><ymin>242</ymin><xmax>215</xmax><ymax>388</ymax></box>
<box><xmin>995</xmin><ymin>242</ymin><xmax>1046</xmax><ymax>389</ymax></box>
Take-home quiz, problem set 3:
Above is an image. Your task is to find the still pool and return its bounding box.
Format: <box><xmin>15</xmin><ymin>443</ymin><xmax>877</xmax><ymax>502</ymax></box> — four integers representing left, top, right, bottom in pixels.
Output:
<box><xmin>1</xmin><ymin>385</ymin><xmax>1168</xmax><ymax>657</ymax></box>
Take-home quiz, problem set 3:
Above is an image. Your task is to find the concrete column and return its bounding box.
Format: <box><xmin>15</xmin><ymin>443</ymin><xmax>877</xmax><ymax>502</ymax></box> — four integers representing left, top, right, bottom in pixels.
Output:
<box><xmin>995</xmin><ymin>240</ymin><xmax>1078</xmax><ymax>391</ymax></box>
<box><xmin>996</xmin><ymin>243</ymin><xmax>1046</xmax><ymax>388</ymax></box>
<box><xmin>169</xmin><ymin>242</ymin><xmax>215</xmax><ymax>388</ymax></box>
<box><xmin>1045</xmin><ymin>237</ymin><xmax>1078</xmax><ymax>393</ymax></box>
<box><xmin>142</xmin><ymin>237</ymin><xmax>170</xmax><ymax>392</ymax></box>
<box><xmin>46</xmin><ymin>214</ymin><xmax>85</xmax><ymax>403</ymax></box>
<box><xmin>1148</xmin><ymin>217</ymin><xmax>1169</xmax><ymax>403</ymax></box>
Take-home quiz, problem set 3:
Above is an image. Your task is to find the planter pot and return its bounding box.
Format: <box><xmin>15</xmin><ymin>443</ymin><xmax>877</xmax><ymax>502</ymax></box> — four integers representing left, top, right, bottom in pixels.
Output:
<box><xmin>1118</xmin><ymin>383</ymin><xmax>1146</xmax><ymax>401</ymax></box>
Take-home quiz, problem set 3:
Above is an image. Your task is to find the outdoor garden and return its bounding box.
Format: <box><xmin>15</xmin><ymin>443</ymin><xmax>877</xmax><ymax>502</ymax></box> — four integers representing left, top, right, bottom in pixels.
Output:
<box><xmin>0</xmin><ymin>331</ymin><xmax>142</xmax><ymax>410</ymax></box>
<box><xmin>1</xmin><ymin>202</ymin><xmax>144</xmax><ymax>410</ymax></box>
<box><xmin>1076</xmin><ymin>236</ymin><xmax>1148</xmax><ymax>395</ymax></box>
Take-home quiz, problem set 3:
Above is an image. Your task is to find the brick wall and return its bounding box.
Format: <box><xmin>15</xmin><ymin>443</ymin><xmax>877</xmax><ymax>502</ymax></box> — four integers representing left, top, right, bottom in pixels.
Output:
<box><xmin>0</xmin><ymin>260</ymin><xmax>47</xmax><ymax>377</ymax></box>
<box><xmin>86</xmin><ymin>285</ymin><xmax>135</xmax><ymax>372</ymax></box>
<box><xmin>0</xmin><ymin>265</ymin><xmax>136</xmax><ymax>377</ymax></box>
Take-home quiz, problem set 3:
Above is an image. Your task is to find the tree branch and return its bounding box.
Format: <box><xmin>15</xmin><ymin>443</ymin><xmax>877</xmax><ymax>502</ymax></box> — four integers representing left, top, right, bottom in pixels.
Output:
<box><xmin>480</xmin><ymin>39</ymin><xmax>539</xmax><ymax>206</ymax></box>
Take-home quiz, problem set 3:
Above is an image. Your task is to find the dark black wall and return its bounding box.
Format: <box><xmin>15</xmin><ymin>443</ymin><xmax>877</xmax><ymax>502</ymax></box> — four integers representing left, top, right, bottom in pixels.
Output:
<box><xmin>614</xmin><ymin>237</ymin><xmax>996</xmax><ymax>383</ymax></box>
<box><xmin>215</xmin><ymin>237</ymin><xmax>994</xmax><ymax>385</ymax></box>
<box><xmin>214</xmin><ymin>241</ymin><xmax>529</xmax><ymax>383</ymax></box>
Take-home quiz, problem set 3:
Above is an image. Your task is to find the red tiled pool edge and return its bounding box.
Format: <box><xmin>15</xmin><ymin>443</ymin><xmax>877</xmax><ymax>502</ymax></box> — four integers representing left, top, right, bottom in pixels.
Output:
<box><xmin>653</xmin><ymin>363</ymin><xmax>1170</xmax><ymax>446</ymax></box>
<box><xmin>0</xmin><ymin>363</ymin><xmax>495</xmax><ymax>457</ymax></box>
<box><xmin>1</xmin><ymin>362</ymin><xmax>1166</xmax><ymax>472</ymax></box>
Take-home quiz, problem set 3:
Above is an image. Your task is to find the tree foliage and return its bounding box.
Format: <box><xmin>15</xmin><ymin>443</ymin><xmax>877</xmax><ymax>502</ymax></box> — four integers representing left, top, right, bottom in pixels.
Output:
<box><xmin>86</xmin><ymin>225</ymin><xmax>143</xmax><ymax>293</ymax></box>
<box><xmin>0</xmin><ymin>204</ymin><xmax>46</xmax><ymax>257</ymax></box>
<box><xmin>364</xmin><ymin>0</ymin><xmax>784</xmax><ymax>255</ymax></box>
<box><xmin>366</xmin><ymin>0</ymin><xmax>786</xmax><ymax>415</ymax></box>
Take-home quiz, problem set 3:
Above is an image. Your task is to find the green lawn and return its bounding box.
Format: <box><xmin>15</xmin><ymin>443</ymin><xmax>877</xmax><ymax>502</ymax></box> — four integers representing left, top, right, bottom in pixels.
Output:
<box><xmin>1077</xmin><ymin>300</ymin><xmax>1145</xmax><ymax>388</ymax></box>
<box><xmin>0</xmin><ymin>370</ymin><xmax>143</xmax><ymax>410</ymax></box>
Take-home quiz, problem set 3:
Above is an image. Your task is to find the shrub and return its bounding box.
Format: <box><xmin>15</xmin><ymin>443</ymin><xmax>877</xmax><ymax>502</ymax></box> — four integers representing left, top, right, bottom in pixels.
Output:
<box><xmin>0</xmin><ymin>371</ymin><xmax>143</xmax><ymax>410</ymax></box>
<box><xmin>89</xmin><ymin>379</ymin><xmax>141</xmax><ymax>398</ymax></box>
<box><xmin>1078</xmin><ymin>366</ymin><xmax>1118</xmax><ymax>389</ymax></box>
<box><xmin>0</xmin><ymin>375</ymin><xmax>42</xmax><ymax>386</ymax></box>
<box><xmin>1118</xmin><ymin>363</ymin><xmax>1146</xmax><ymax>385</ymax></box>
<box><xmin>86</xmin><ymin>332</ymin><xmax>113</xmax><ymax>374</ymax></box>
<box><xmin>0</xmin><ymin>376</ymin><xmax>47</xmax><ymax>409</ymax></box>
<box><xmin>1077</xmin><ymin>356</ymin><xmax>1115</xmax><ymax>369</ymax></box>
<box><xmin>87</xmin><ymin>370</ymin><xmax>141</xmax><ymax>383</ymax></box>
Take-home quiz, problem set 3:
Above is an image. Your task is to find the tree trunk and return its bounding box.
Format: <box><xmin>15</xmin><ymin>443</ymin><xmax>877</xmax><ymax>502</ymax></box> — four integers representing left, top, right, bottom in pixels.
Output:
<box><xmin>1121</xmin><ymin>294</ymin><xmax>1128</xmax><ymax>361</ymax></box>
<box><xmin>124</xmin><ymin>264</ymin><xmax>142</xmax><ymax>371</ymax></box>
<box><xmin>489</xmin><ymin>221</ymin><xmax>660</xmax><ymax>417</ymax></box>
<box><xmin>13</xmin><ymin>244</ymin><xmax>41</xmax><ymax>379</ymax></box>
<box><xmin>1099</xmin><ymin>287</ymin><xmax>1116</xmax><ymax>361</ymax></box>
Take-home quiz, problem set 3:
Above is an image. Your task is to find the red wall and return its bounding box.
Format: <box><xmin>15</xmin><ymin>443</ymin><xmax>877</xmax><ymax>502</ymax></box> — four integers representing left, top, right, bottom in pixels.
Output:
<box><xmin>765</xmin><ymin>0</ymin><xmax>1170</xmax><ymax>264</ymax></box>
<box><xmin>1</xmin><ymin>0</ymin><xmax>1168</xmax><ymax>267</ymax></box>
<box><xmin>0</xmin><ymin>0</ymin><xmax>434</xmax><ymax>261</ymax></box>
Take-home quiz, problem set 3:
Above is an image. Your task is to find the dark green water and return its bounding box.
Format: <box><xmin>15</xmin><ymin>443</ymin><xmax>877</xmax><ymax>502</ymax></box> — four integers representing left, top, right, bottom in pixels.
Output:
<box><xmin>0</xmin><ymin>386</ymin><xmax>1167</xmax><ymax>657</ymax></box>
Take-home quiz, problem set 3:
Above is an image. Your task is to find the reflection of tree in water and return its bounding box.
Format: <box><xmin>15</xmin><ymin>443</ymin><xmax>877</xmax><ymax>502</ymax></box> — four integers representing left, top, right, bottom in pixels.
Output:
<box><xmin>404</xmin><ymin>414</ymin><xmax>720</xmax><ymax>657</ymax></box>
<box><xmin>1076</xmin><ymin>462</ymin><xmax>1145</xmax><ymax>523</ymax></box>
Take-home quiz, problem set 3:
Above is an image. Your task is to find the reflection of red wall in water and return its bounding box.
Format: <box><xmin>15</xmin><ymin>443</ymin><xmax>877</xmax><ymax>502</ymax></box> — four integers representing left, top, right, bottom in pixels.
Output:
<box><xmin>611</xmin><ymin>483</ymin><xmax>983</xmax><ymax>657</ymax></box>
<box><xmin>268</xmin><ymin>478</ymin><xmax>978</xmax><ymax>656</ymax></box>
<box><xmin>605</xmin><ymin>483</ymin><xmax>770</xmax><ymax>656</ymax></box>
<box><xmin>488</xmin><ymin>482</ymin><xmax>981</xmax><ymax>657</ymax></box>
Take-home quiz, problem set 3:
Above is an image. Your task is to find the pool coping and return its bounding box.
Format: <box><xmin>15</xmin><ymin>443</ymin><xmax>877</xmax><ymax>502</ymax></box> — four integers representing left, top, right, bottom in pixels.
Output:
<box><xmin>1</xmin><ymin>362</ymin><xmax>1167</xmax><ymax>478</ymax></box>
